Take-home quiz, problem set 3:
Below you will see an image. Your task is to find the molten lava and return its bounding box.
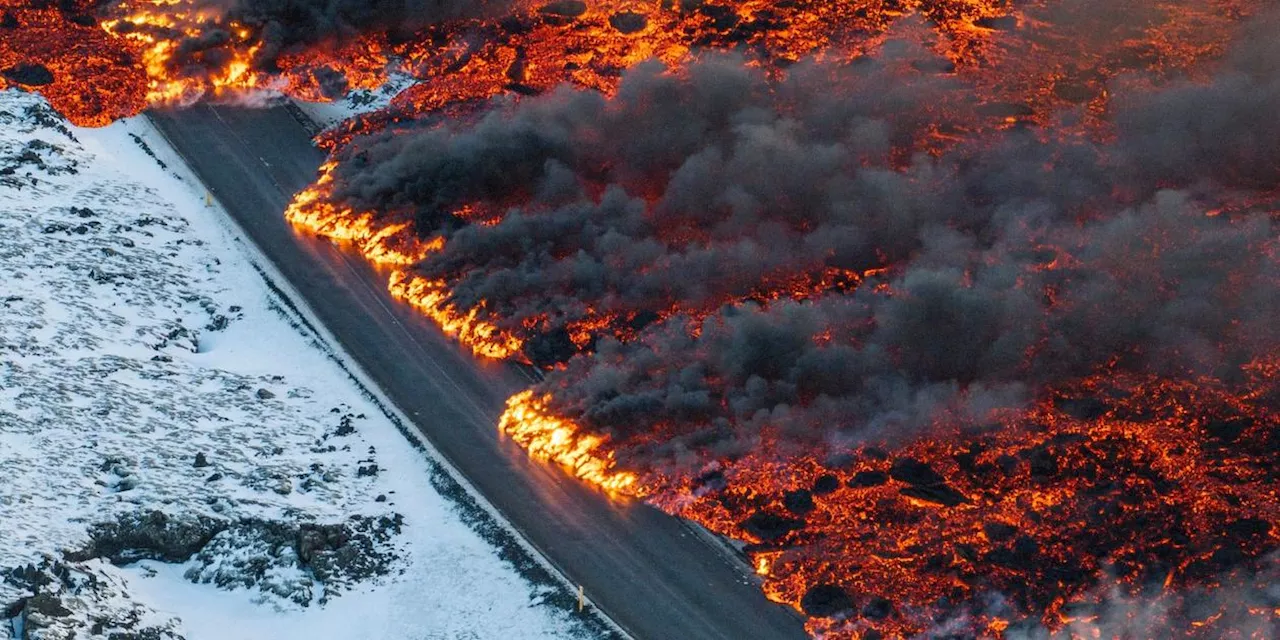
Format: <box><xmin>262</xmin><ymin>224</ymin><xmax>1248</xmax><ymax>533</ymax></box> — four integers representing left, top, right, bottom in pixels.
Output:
<box><xmin>500</xmin><ymin>390</ymin><xmax>640</xmax><ymax>495</ymax></box>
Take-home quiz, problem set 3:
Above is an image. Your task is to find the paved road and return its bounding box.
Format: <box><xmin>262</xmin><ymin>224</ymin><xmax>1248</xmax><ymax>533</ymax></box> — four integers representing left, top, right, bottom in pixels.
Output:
<box><xmin>149</xmin><ymin>104</ymin><xmax>807</xmax><ymax>640</ymax></box>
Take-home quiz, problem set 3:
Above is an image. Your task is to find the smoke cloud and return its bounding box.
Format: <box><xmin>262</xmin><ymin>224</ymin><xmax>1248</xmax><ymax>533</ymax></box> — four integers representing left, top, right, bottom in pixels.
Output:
<box><xmin>318</xmin><ymin>10</ymin><xmax>1279</xmax><ymax>468</ymax></box>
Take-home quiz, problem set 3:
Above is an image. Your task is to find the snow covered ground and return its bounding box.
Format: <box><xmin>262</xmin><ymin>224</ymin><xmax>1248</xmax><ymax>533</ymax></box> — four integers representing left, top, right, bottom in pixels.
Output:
<box><xmin>292</xmin><ymin>72</ymin><xmax>418</xmax><ymax>130</ymax></box>
<box><xmin>0</xmin><ymin>88</ymin><xmax>609</xmax><ymax>640</ymax></box>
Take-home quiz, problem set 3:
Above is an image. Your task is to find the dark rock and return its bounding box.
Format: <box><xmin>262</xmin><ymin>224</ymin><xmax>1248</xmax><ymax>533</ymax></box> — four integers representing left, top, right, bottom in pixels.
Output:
<box><xmin>1025</xmin><ymin>445</ymin><xmax>1058</xmax><ymax>479</ymax></box>
<box><xmin>811</xmin><ymin>474</ymin><xmax>840</xmax><ymax>495</ymax></box>
<box><xmin>889</xmin><ymin>458</ymin><xmax>946</xmax><ymax>487</ymax></box>
<box><xmin>848</xmin><ymin>470</ymin><xmax>888</xmax><ymax>487</ymax></box>
<box><xmin>255</xmin><ymin>388</ymin><xmax>275</xmax><ymax>399</ymax></box>
<box><xmin>996</xmin><ymin>453</ymin><xmax>1020</xmax><ymax>475</ymax></box>
<box><xmin>1205</xmin><ymin>416</ymin><xmax>1253</xmax><ymax>442</ymax></box>
<box><xmin>861</xmin><ymin>596</ymin><xmax>894</xmax><ymax>620</ymax></box>
<box><xmin>693</xmin><ymin>468</ymin><xmax>726</xmax><ymax>492</ymax></box>
<box><xmin>609</xmin><ymin>11</ymin><xmax>647</xmax><ymax>33</ymax></box>
<box><xmin>357</xmin><ymin>463</ymin><xmax>380</xmax><ymax>477</ymax></box>
<box><xmin>193</xmin><ymin>452</ymin><xmax>209</xmax><ymax>468</ymax></box>
<box><xmin>67</xmin><ymin>511</ymin><xmax>227</xmax><ymax>564</ymax></box>
<box><xmin>505</xmin><ymin>82</ymin><xmax>541</xmax><ymax>96</ymax></box>
<box><xmin>741</xmin><ymin>511</ymin><xmax>803</xmax><ymax>542</ymax></box>
<box><xmin>205</xmin><ymin>473</ymin><xmax>222</xmax><ymax>482</ymax></box>
<box><xmin>983</xmin><ymin>522</ymin><xmax>1018</xmax><ymax>543</ymax></box>
<box><xmin>539</xmin><ymin>0</ymin><xmax>587</xmax><ymax>17</ymax></box>
<box><xmin>1054</xmin><ymin>396</ymin><xmax>1110</xmax><ymax>420</ymax></box>
<box><xmin>900</xmin><ymin>484</ymin><xmax>967</xmax><ymax>507</ymax></box>
<box><xmin>0</xmin><ymin>11</ymin><xmax>17</xmax><ymax>28</ymax></box>
<box><xmin>2</xmin><ymin>63</ymin><xmax>54</xmax><ymax>86</ymax></box>
<box><xmin>334</xmin><ymin>415</ymin><xmax>356</xmax><ymax>436</ymax></box>
<box><xmin>975</xmin><ymin>15</ymin><xmax>1017</xmax><ymax>30</ymax></box>
<box><xmin>800</xmin><ymin>584</ymin><xmax>852</xmax><ymax>617</ymax></box>
<box><xmin>1224</xmin><ymin>517</ymin><xmax>1271</xmax><ymax>540</ymax></box>
<box><xmin>862</xmin><ymin>447</ymin><xmax>889</xmax><ymax>460</ymax></box>
<box><xmin>375</xmin><ymin>494</ymin><xmax>387</xmax><ymax>503</ymax></box>
<box><xmin>1012</xmin><ymin>535</ymin><xmax>1040</xmax><ymax>561</ymax></box>
<box><xmin>783</xmin><ymin>489</ymin><xmax>815</xmax><ymax>515</ymax></box>
<box><xmin>25</xmin><ymin>592</ymin><xmax>72</xmax><ymax>617</ymax></box>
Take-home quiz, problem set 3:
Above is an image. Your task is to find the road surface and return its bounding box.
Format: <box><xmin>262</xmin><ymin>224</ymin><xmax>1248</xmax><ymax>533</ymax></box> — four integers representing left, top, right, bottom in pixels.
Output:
<box><xmin>148</xmin><ymin>104</ymin><xmax>808</xmax><ymax>640</ymax></box>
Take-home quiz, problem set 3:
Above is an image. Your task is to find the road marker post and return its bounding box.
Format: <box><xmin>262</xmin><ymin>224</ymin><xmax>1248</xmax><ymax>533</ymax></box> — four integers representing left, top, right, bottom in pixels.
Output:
<box><xmin>205</xmin><ymin>191</ymin><xmax>213</xmax><ymax>207</ymax></box>
<box><xmin>578</xmin><ymin>585</ymin><xmax>585</xmax><ymax>612</ymax></box>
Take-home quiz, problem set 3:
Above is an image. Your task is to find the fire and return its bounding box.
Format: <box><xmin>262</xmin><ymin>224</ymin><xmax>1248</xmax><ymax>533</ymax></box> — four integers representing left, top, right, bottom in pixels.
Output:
<box><xmin>498</xmin><ymin>390</ymin><xmax>640</xmax><ymax>497</ymax></box>
<box><xmin>387</xmin><ymin>270</ymin><xmax>524</xmax><ymax>360</ymax></box>
<box><xmin>284</xmin><ymin>162</ymin><xmax>438</xmax><ymax>267</ymax></box>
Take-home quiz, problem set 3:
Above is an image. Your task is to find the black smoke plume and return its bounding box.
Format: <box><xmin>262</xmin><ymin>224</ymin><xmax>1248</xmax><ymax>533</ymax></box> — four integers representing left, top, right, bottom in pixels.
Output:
<box><xmin>318</xmin><ymin>10</ymin><xmax>1279</xmax><ymax>466</ymax></box>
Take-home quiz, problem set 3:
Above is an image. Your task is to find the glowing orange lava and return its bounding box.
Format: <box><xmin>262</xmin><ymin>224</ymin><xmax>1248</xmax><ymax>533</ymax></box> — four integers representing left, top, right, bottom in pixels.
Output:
<box><xmin>499</xmin><ymin>390</ymin><xmax>641</xmax><ymax>496</ymax></box>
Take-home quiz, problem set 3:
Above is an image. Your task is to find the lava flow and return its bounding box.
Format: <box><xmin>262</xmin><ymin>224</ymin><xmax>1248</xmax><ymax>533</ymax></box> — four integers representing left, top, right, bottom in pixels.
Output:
<box><xmin>284</xmin><ymin>2</ymin><xmax>1280</xmax><ymax>635</ymax></box>
<box><xmin>7</xmin><ymin>0</ymin><xmax>1280</xmax><ymax>637</ymax></box>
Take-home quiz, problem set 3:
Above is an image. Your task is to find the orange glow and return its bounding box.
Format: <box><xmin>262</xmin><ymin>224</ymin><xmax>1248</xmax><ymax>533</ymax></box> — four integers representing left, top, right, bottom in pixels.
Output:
<box><xmin>498</xmin><ymin>390</ymin><xmax>641</xmax><ymax>497</ymax></box>
<box><xmin>387</xmin><ymin>270</ymin><xmax>523</xmax><ymax>360</ymax></box>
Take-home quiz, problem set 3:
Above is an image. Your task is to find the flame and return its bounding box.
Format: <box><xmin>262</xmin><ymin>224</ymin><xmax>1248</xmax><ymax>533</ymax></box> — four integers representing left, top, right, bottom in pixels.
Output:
<box><xmin>284</xmin><ymin>162</ymin><xmax>436</xmax><ymax>267</ymax></box>
<box><xmin>387</xmin><ymin>270</ymin><xmax>524</xmax><ymax>360</ymax></box>
<box><xmin>498</xmin><ymin>390</ymin><xmax>641</xmax><ymax>497</ymax></box>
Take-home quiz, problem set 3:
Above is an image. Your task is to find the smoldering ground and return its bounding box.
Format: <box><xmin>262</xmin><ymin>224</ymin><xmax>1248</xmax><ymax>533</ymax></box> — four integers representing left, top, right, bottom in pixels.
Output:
<box><xmin>315</xmin><ymin>9</ymin><xmax>1279</xmax><ymax>465</ymax></box>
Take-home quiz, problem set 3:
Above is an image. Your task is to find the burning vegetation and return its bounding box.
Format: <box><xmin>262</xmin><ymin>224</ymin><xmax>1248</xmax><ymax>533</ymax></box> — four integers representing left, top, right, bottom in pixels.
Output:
<box><xmin>5</xmin><ymin>0</ymin><xmax>1278</xmax><ymax>637</ymax></box>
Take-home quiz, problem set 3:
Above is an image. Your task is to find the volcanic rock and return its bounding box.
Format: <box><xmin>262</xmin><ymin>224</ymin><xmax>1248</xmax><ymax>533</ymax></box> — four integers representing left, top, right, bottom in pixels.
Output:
<box><xmin>900</xmin><ymin>484</ymin><xmax>967</xmax><ymax>507</ymax></box>
<box><xmin>1205</xmin><ymin>416</ymin><xmax>1253</xmax><ymax>442</ymax></box>
<box><xmin>609</xmin><ymin>11</ymin><xmax>647</xmax><ymax>33</ymax></box>
<box><xmin>983</xmin><ymin>521</ymin><xmax>1018</xmax><ymax>542</ymax></box>
<box><xmin>811</xmin><ymin>474</ymin><xmax>840</xmax><ymax>495</ymax></box>
<box><xmin>1054</xmin><ymin>396</ymin><xmax>1110</xmax><ymax>420</ymax></box>
<box><xmin>975</xmin><ymin>15</ymin><xmax>1017</xmax><ymax>30</ymax></box>
<box><xmin>741</xmin><ymin>510</ymin><xmax>803</xmax><ymax>542</ymax></box>
<box><xmin>800</xmin><ymin>584</ymin><xmax>852</xmax><ymax>617</ymax></box>
<box><xmin>847</xmin><ymin>470</ymin><xmax>888</xmax><ymax>487</ymax></box>
<box><xmin>1224</xmin><ymin>517</ymin><xmax>1271</xmax><ymax>540</ymax></box>
<box><xmin>1024</xmin><ymin>445</ymin><xmax>1059</xmax><ymax>479</ymax></box>
<box><xmin>861</xmin><ymin>596</ymin><xmax>894</xmax><ymax>620</ymax></box>
<box><xmin>783</xmin><ymin>489</ymin><xmax>815</xmax><ymax>515</ymax></box>
<box><xmin>193</xmin><ymin>452</ymin><xmax>209</xmax><ymax>467</ymax></box>
<box><xmin>539</xmin><ymin>0</ymin><xmax>587</xmax><ymax>18</ymax></box>
<box><xmin>693</xmin><ymin>468</ymin><xmax>726</xmax><ymax>492</ymax></box>
<box><xmin>888</xmin><ymin>458</ymin><xmax>946</xmax><ymax>487</ymax></box>
<box><xmin>3</xmin><ymin>63</ymin><xmax>54</xmax><ymax>87</ymax></box>
<box><xmin>1</xmin><ymin>11</ymin><xmax>17</xmax><ymax>28</ymax></box>
<box><xmin>66</xmin><ymin>510</ymin><xmax>227</xmax><ymax>564</ymax></box>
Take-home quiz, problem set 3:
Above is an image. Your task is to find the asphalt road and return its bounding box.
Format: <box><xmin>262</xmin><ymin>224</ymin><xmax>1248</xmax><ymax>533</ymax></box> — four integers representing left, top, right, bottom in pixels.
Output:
<box><xmin>148</xmin><ymin>104</ymin><xmax>808</xmax><ymax>640</ymax></box>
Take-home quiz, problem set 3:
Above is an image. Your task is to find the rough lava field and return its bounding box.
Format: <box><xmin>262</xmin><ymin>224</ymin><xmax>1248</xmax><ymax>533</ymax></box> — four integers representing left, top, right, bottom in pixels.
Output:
<box><xmin>0</xmin><ymin>88</ymin><xmax>601</xmax><ymax>640</ymax></box>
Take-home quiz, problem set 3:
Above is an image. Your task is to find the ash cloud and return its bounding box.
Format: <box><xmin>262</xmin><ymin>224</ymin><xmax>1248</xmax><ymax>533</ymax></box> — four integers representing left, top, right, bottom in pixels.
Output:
<box><xmin>320</xmin><ymin>11</ymin><xmax>1279</xmax><ymax>464</ymax></box>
